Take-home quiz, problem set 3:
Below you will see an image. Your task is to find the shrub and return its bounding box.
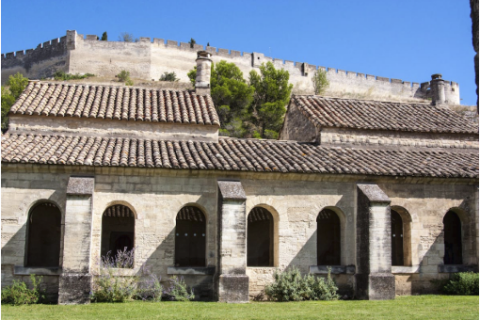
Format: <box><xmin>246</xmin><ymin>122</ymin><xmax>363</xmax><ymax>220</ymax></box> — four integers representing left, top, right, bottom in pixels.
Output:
<box><xmin>265</xmin><ymin>267</ymin><xmax>304</xmax><ymax>301</ymax></box>
<box><xmin>312</xmin><ymin>68</ymin><xmax>329</xmax><ymax>95</ymax></box>
<box><xmin>265</xmin><ymin>267</ymin><xmax>339</xmax><ymax>302</ymax></box>
<box><xmin>134</xmin><ymin>266</ymin><xmax>163</xmax><ymax>302</ymax></box>
<box><xmin>443</xmin><ymin>272</ymin><xmax>479</xmax><ymax>295</ymax></box>
<box><xmin>91</xmin><ymin>249</ymin><xmax>137</xmax><ymax>302</ymax></box>
<box><xmin>116</xmin><ymin>70</ymin><xmax>133</xmax><ymax>86</ymax></box>
<box><xmin>159</xmin><ymin>72</ymin><xmax>179</xmax><ymax>82</ymax></box>
<box><xmin>54</xmin><ymin>71</ymin><xmax>95</xmax><ymax>81</ymax></box>
<box><xmin>165</xmin><ymin>276</ymin><xmax>195</xmax><ymax>301</ymax></box>
<box><xmin>7</xmin><ymin>72</ymin><xmax>29</xmax><ymax>100</ymax></box>
<box><xmin>1</xmin><ymin>274</ymin><xmax>45</xmax><ymax>305</ymax></box>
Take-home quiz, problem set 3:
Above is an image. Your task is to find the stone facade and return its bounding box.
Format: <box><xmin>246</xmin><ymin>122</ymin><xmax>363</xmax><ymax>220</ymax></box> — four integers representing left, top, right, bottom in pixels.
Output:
<box><xmin>1</xmin><ymin>50</ymin><xmax>478</xmax><ymax>303</ymax></box>
<box><xmin>1</xmin><ymin>30</ymin><xmax>461</xmax><ymax>104</ymax></box>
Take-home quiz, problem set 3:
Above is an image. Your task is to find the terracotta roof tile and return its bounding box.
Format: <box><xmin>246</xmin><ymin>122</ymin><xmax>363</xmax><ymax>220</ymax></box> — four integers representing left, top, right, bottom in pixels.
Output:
<box><xmin>10</xmin><ymin>82</ymin><xmax>220</xmax><ymax>126</ymax></box>
<box><xmin>2</xmin><ymin>133</ymin><xmax>477</xmax><ymax>179</ymax></box>
<box><xmin>293</xmin><ymin>95</ymin><xmax>478</xmax><ymax>134</ymax></box>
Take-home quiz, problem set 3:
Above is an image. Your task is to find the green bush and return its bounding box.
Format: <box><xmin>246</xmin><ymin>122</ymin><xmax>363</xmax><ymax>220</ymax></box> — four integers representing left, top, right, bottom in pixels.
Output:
<box><xmin>54</xmin><ymin>71</ymin><xmax>95</xmax><ymax>81</ymax></box>
<box><xmin>265</xmin><ymin>267</ymin><xmax>339</xmax><ymax>302</ymax></box>
<box><xmin>116</xmin><ymin>70</ymin><xmax>134</xmax><ymax>86</ymax></box>
<box><xmin>312</xmin><ymin>68</ymin><xmax>329</xmax><ymax>95</ymax></box>
<box><xmin>165</xmin><ymin>276</ymin><xmax>195</xmax><ymax>301</ymax></box>
<box><xmin>116</xmin><ymin>70</ymin><xmax>131</xmax><ymax>82</ymax></box>
<box><xmin>443</xmin><ymin>272</ymin><xmax>479</xmax><ymax>295</ymax></box>
<box><xmin>1</xmin><ymin>274</ymin><xmax>45</xmax><ymax>305</ymax></box>
<box><xmin>159</xmin><ymin>72</ymin><xmax>179</xmax><ymax>82</ymax></box>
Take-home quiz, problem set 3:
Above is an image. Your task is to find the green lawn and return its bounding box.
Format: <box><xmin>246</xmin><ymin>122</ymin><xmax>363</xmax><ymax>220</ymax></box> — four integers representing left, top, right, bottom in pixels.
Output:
<box><xmin>2</xmin><ymin>296</ymin><xmax>478</xmax><ymax>320</ymax></box>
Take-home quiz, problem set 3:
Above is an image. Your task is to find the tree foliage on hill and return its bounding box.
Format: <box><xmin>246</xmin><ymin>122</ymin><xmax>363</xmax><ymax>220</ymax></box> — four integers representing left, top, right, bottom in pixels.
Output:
<box><xmin>2</xmin><ymin>72</ymin><xmax>29</xmax><ymax>131</ymax></box>
<box><xmin>188</xmin><ymin>61</ymin><xmax>292</xmax><ymax>139</ymax></box>
<box><xmin>189</xmin><ymin>38</ymin><xmax>196</xmax><ymax>49</ymax></box>
<box><xmin>119</xmin><ymin>32</ymin><xmax>137</xmax><ymax>43</ymax></box>
<box><xmin>101</xmin><ymin>32</ymin><xmax>108</xmax><ymax>41</ymax></box>
<box><xmin>249</xmin><ymin>62</ymin><xmax>293</xmax><ymax>139</ymax></box>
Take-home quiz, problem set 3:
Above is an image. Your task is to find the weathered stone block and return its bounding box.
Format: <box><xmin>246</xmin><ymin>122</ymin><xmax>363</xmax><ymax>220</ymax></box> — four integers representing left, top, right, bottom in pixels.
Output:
<box><xmin>58</xmin><ymin>273</ymin><xmax>91</xmax><ymax>304</ymax></box>
<box><xmin>218</xmin><ymin>274</ymin><xmax>249</xmax><ymax>303</ymax></box>
<box><xmin>355</xmin><ymin>273</ymin><xmax>395</xmax><ymax>300</ymax></box>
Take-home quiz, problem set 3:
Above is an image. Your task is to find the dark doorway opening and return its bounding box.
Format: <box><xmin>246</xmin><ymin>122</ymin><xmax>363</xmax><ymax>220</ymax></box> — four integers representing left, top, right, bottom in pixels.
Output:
<box><xmin>247</xmin><ymin>207</ymin><xmax>273</xmax><ymax>267</ymax></box>
<box><xmin>175</xmin><ymin>206</ymin><xmax>206</xmax><ymax>267</ymax></box>
<box><xmin>391</xmin><ymin>209</ymin><xmax>404</xmax><ymax>266</ymax></box>
<box><xmin>101</xmin><ymin>205</ymin><xmax>135</xmax><ymax>262</ymax></box>
<box><xmin>317</xmin><ymin>209</ymin><xmax>340</xmax><ymax>265</ymax></box>
<box><xmin>26</xmin><ymin>202</ymin><xmax>62</xmax><ymax>267</ymax></box>
<box><xmin>443</xmin><ymin>211</ymin><xmax>462</xmax><ymax>265</ymax></box>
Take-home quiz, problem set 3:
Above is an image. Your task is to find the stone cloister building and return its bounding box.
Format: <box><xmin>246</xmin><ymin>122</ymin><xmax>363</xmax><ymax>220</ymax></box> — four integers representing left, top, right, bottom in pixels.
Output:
<box><xmin>1</xmin><ymin>52</ymin><xmax>478</xmax><ymax>304</ymax></box>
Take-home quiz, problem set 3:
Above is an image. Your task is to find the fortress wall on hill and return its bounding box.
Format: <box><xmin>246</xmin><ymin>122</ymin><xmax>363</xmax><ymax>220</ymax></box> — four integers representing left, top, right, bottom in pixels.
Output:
<box><xmin>1</xmin><ymin>37</ymin><xmax>68</xmax><ymax>84</ymax></box>
<box><xmin>1</xmin><ymin>30</ymin><xmax>460</xmax><ymax>104</ymax></box>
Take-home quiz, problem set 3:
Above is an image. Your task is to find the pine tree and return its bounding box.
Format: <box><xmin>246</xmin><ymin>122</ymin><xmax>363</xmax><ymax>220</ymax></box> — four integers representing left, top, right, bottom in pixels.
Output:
<box><xmin>101</xmin><ymin>32</ymin><xmax>108</xmax><ymax>41</ymax></box>
<box><xmin>189</xmin><ymin>38</ymin><xmax>196</xmax><ymax>48</ymax></box>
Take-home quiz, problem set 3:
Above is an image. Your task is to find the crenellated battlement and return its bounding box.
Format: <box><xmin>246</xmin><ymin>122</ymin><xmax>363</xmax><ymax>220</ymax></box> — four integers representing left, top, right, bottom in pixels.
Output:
<box><xmin>1</xmin><ymin>30</ymin><xmax>461</xmax><ymax>104</ymax></box>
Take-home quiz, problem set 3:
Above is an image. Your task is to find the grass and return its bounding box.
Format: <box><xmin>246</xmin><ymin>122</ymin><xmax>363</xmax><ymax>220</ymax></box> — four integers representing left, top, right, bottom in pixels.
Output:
<box><xmin>1</xmin><ymin>296</ymin><xmax>478</xmax><ymax>320</ymax></box>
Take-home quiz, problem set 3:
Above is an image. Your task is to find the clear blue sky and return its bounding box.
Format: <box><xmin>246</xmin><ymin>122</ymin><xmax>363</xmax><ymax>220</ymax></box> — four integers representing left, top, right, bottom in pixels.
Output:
<box><xmin>2</xmin><ymin>0</ymin><xmax>477</xmax><ymax>105</ymax></box>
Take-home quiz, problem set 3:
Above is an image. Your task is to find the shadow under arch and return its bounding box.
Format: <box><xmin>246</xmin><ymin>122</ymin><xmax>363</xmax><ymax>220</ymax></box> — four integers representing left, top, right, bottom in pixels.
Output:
<box><xmin>174</xmin><ymin>204</ymin><xmax>207</xmax><ymax>267</ymax></box>
<box><xmin>247</xmin><ymin>204</ymin><xmax>279</xmax><ymax>267</ymax></box>
<box><xmin>25</xmin><ymin>200</ymin><xmax>62</xmax><ymax>268</ymax></box>
<box><xmin>391</xmin><ymin>205</ymin><xmax>413</xmax><ymax>266</ymax></box>
<box><xmin>103</xmin><ymin>200</ymin><xmax>139</xmax><ymax>219</ymax></box>
<box><xmin>101</xmin><ymin>203</ymin><xmax>136</xmax><ymax>263</ymax></box>
<box><xmin>316</xmin><ymin>206</ymin><xmax>345</xmax><ymax>266</ymax></box>
<box><xmin>443</xmin><ymin>207</ymin><xmax>467</xmax><ymax>265</ymax></box>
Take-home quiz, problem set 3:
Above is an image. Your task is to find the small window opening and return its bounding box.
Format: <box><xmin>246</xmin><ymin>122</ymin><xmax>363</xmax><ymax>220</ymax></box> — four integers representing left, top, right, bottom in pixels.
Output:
<box><xmin>247</xmin><ymin>207</ymin><xmax>273</xmax><ymax>267</ymax></box>
<box><xmin>443</xmin><ymin>211</ymin><xmax>462</xmax><ymax>265</ymax></box>
<box><xmin>175</xmin><ymin>206</ymin><xmax>206</xmax><ymax>267</ymax></box>
<box><xmin>26</xmin><ymin>202</ymin><xmax>62</xmax><ymax>267</ymax></box>
<box><xmin>391</xmin><ymin>210</ymin><xmax>404</xmax><ymax>266</ymax></box>
<box><xmin>101</xmin><ymin>205</ymin><xmax>135</xmax><ymax>266</ymax></box>
<box><xmin>317</xmin><ymin>209</ymin><xmax>340</xmax><ymax>265</ymax></box>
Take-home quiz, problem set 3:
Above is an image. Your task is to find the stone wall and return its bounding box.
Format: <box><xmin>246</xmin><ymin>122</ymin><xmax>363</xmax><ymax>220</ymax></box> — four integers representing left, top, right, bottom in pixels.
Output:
<box><xmin>1</xmin><ymin>164</ymin><xmax>477</xmax><ymax>301</ymax></box>
<box><xmin>320</xmin><ymin>127</ymin><xmax>479</xmax><ymax>149</ymax></box>
<box><xmin>1</xmin><ymin>30</ymin><xmax>461</xmax><ymax>104</ymax></box>
<box><xmin>1</xmin><ymin>36</ymin><xmax>68</xmax><ymax>84</ymax></box>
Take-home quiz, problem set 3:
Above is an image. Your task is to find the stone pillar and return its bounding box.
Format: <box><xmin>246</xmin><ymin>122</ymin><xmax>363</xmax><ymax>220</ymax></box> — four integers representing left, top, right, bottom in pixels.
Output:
<box><xmin>195</xmin><ymin>51</ymin><xmax>212</xmax><ymax>95</ymax></box>
<box><xmin>430</xmin><ymin>74</ymin><xmax>445</xmax><ymax>106</ymax></box>
<box><xmin>355</xmin><ymin>184</ymin><xmax>395</xmax><ymax>300</ymax></box>
<box><xmin>475</xmin><ymin>186</ymin><xmax>480</xmax><ymax>270</ymax></box>
<box><xmin>58</xmin><ymin>177</ymin><xmax>94</xmax><ymax>304</ymax></box>
<box><xmin>216</xmin><ymin>180</ymin><xmax>249</xmax><ymax>303</ymax></box>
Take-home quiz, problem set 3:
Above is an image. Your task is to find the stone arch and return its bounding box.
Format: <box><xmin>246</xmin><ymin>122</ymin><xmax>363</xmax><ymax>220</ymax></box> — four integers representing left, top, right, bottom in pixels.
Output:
<box><xmin>316</xmin><ymin>207</ymin><xmax>344</xmax><ymax>265</ymax></box>
<box><xmin>101</xmin><ymin>204</ymin><xmax>136</xmax><ymax>266</ymax></box>
<box><xmin>247</xmin><ymin>206</ymin><xmax>277</xmax><ymax>267</ymax></box>
<box><xmin>103</xmin><ymin>200</ymin><xmax>138</xmax><ymax>219</ymax></box>
<box><xmin>390</xmin><ymin>205</ymin><xmax>413</xmax><ymax>266</ymax></box>
<box><xmin>175</xmin><ymin>205</ymin><xmax>207</xmax><ymax>267</ymax></box>
<box><xmin>25</xmin><ymin>201</ymin><xmax>62</xmax><ymax>267</ymax></box>
<box><xmin>443</xmin><ymin>209</ymin><xmax>464</xmax><ymax>265</ymax></box>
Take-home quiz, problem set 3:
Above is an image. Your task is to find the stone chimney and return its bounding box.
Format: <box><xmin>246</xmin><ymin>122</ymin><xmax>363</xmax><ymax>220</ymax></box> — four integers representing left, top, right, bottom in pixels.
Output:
<box><xmin>430</xmin><ymin>74</ymin><xmax>446</xmax><ymax>106</ymax></box>
<box><xmin>195</xmin><ymin>51</ymin><xmax>212</xmax><ymax>95</ymax></box>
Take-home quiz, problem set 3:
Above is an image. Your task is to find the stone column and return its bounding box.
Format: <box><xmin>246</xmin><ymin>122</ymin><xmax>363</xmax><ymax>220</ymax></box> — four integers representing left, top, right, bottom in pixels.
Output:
<box><xmin>475</xmin><ymin>186</ymin><xmax>480</xmax><ymax>270</ymax></box>
<box><xmin>216</xmin><ymin>180</ymin><xmax>249</xmax><ymax>303</ymax></box>
<box><xmin>355</xmin><ymin>184</ymin><xmax>395</xmax><ymax>300</ymax></box>
<box><xmin>430</xmin><ymin>74</ymin><xmax>445</xmax><ymax>106</ymax></box>
<box><xmin>58</xmin><ymin>177</ymin><xmax>94</xmax><ymax>304</ymax></box>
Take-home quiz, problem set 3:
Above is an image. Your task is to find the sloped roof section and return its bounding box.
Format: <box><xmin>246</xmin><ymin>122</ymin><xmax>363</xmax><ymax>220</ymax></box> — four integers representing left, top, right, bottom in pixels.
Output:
<box><xmin>293</xmin><ymin>95</ymin><xmax>478</xmax><ymax>134</ymax></box>
<box><xmin>9</xmin><ymin>81</ymin><xmax>220</xmax><ymax>126</ymax></box>
<box><xmin>2</xmin><ymin>133</ymin><xmax>477</xmax><ymax>178</ymax></box>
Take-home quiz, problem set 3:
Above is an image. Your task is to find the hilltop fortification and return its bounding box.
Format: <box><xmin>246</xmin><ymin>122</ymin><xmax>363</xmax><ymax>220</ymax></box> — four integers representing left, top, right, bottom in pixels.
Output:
<box><xmin>2</xmin><ymin>30</ymin><xmax>460</xmax><ymax>104</ymax></box>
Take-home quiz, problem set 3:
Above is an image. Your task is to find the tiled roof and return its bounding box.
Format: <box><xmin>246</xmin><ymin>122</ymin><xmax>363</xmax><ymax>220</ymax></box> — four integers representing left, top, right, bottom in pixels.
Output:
<box><xmin>2</xmin><ymin>133</ymin><xmax>477</xmax><ymax>178</ymax></box>
<box><xmin>9</xmin><ymin>82</ymin><xmax>220</xmax><ymax>126</ymax></box>
<box><xmin>292</xmin><ymin>95</ymin><xmax>478</xmax><ymax>134</ymax></box>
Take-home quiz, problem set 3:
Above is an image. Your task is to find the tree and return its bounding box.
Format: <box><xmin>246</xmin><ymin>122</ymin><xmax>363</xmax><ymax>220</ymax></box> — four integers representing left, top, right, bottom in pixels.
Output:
<box><xmin>312</xmin><ymin>68</ymin><xmax>329</xmax><ymax>95</ymax></box>
<box><xmin>207</xmin><ymin>42</ymin><xmax>210</xmax><ymax>47</ymax></box>
<box><xmin>2</xmin><ymin>72</ymin><xmax>28</xmax><ymax>131</ymax></box>
<box><xmin>188</xmin><ymin>61</ymin><xmax>254</xmax><ymax>137</ymax></box>
<box><xmin>189</xmin><ymin>38</ymin><xmax>196</xmax><ymax>49</ymax></box>
<box><xmin>159</xmin><ymin>72</ymin><xmax>179</xmax><ymax>82</ymax></box>
<box><xmin>248</xmin><ymin>62</ymin><xmax>293</xmax><ymax>139</ymax></box>
<box><xmin>119</xmin><ymin>32</ymin><xmax>137</xmax><ymax>43</ymax></box>
<box><xmin>101</xmin><ymin>32</ymin><xmax>108</xmax><ymax>41</ymax></box>
<box><xmin>8</xmin><ymin>72</ymin><xmax>29</xmax><ymax>100</ymax></box>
